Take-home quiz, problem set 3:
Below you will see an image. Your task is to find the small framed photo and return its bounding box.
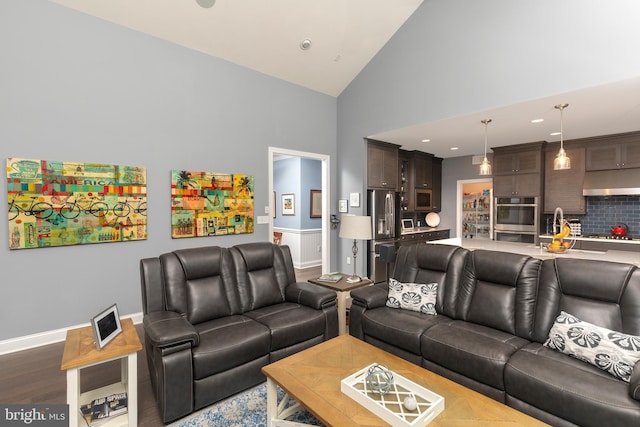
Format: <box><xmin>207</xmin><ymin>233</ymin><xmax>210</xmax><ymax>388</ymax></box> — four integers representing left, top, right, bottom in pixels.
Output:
<box><xmin>349</xmin><ymin>192</ymin><xmax>360</xmax><ymax>207</ymax></box>
<box><xmin>282</xmin><ymin>193</ymin><xmax>295</xmax><ymax>216</ymax></box>
<box><xmin>338</xmin><ymin>199</ymin><xmax>348</xmax><ymax>213</ymax></box>
<box><xmin>310</xmin><ymin>190</ymin><xmax>322</xmax><ymax>218</ymax></box>
<box><xmin>90</xmin><ymin>304</ymin><xmax>123</xmax><ymax>350</ymax></box>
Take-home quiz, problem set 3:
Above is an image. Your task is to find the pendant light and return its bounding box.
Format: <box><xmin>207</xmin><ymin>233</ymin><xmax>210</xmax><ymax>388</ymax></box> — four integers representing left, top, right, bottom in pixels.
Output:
<box><xmin>553</xmin><ymin>103</ymin><xmax>571</xmax><ymax>170</ymax></box>
<box><xmin>479</xmin><ymin>119</ymin><xmax>492</xmax><ymax>175</ymax></box>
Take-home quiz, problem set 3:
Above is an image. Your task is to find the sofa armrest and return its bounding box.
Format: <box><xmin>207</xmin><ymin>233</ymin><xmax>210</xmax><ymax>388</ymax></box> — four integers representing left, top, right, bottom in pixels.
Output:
<box><xmin>285</xmin><ymin>281</ymin><xmax>337</xmax><ymax>310</ymax></box>
<box><xmin>143</xmin><ymin>311</ymin><xmax>199</xmax><ymax>348</ymax></box>
<box><xmin>350</xmin><ymin>282</ymin><xmax>389</xmax><ymax>309</ymax></box>
<box><xmin>630</xmin><ymin>362</ymin><xmax>640</xmax><ymax>401</ymax></box>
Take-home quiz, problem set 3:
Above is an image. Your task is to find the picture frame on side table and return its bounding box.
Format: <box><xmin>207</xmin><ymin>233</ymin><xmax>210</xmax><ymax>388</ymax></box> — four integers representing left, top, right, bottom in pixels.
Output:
<box><xmin>338</xmin><ymin>199</ymin><xmax>348</xmax><ymax>213</ymax></box>
<box><xmin>90</xmin><ymin>304</ymin><xmax>123</xmax><ymax>350</ymax></box>
<box><xmin>282</xmin><ymin>193</ymin><xmax>295</xmax><ymax>216</ymax></box>
<box><xmin>310</xmin><ymin>190</ymin><xmax>322</xmax><ymax>218</ymax></box>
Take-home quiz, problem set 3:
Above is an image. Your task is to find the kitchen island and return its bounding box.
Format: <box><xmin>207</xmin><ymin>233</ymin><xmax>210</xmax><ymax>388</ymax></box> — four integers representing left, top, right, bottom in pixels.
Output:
<box><xmin>430</xmin><ymin>237</ymin><xmax>640</xmax><ymax>266</ymax></box>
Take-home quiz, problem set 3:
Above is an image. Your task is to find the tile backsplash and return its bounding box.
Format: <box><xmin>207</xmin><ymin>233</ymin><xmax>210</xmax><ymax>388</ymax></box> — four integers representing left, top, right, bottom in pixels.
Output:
<box><xmin>545</xmin><ymin>196</ymin><xmax>640</xmax><ymax>236</ymax></box>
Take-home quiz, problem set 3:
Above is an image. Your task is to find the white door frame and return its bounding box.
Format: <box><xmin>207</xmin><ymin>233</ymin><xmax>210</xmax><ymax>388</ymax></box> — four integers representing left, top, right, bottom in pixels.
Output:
<box><xmin>456</xmin><ymin>178</ymin><xmax>493</xmax><ymax>239</ymax></box>
<box><xmin>268</xmin><ymin>147</ymin><xmax>330</xmax><ymax>273</ymax></box>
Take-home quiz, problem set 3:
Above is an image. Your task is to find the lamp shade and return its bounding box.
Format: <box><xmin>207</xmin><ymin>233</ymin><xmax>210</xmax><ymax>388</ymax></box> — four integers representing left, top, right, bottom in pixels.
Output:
<box><xmin>339</xmin><ymin>215</ymin><xmax>372</xmax><ymax>240</ymax></box>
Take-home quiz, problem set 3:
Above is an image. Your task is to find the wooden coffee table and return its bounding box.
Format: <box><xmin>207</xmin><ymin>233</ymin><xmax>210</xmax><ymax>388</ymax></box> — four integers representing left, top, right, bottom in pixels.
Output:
<box><xmin>262</xmin><ymin>335</ymin><xmax>549</xmax><ymax>427</ymax></box>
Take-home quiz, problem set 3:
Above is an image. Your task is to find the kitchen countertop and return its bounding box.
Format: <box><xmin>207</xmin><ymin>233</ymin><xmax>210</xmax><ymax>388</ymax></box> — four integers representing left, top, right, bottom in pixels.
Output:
<box><xmin>429</xmin><ymin>237</ymin><xmax>640</xmax><ymax>266</ymax></box>
<box><xmin>538</xmin><ymin>234</ymin><xmax>640</xmax><ymax>245</ymax></box>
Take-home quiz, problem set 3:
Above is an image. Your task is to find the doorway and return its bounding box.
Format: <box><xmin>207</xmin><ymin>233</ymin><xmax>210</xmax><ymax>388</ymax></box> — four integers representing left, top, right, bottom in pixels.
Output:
<box><xmin>456</xmin><ymin>178</ymin><xmax>493</xmax><ymax>240</ymax></box>
<box><xmin>268</xmin><ymin>147</ymin><xmax>330</xmax><ymax>273</ymax></box>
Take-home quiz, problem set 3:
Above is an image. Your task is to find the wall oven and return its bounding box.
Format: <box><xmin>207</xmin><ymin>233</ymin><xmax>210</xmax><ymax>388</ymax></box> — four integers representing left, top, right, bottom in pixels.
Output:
<box><xmin>414</xmin><ymin>189</ymin><xmax>432</xmax><ymax>211</ymax></box>
<box><xmin>494</xmin><ymin>196</ymin><xmax>539</xmax><ymax>243</ymax></box>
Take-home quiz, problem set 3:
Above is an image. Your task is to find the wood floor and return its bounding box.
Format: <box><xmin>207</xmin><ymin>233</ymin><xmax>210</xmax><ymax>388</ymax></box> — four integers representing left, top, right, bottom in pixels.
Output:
<box><xmin>0</xmin><ymin>266</ymin><xmax>321</xmax><ymax>427</ymax></box>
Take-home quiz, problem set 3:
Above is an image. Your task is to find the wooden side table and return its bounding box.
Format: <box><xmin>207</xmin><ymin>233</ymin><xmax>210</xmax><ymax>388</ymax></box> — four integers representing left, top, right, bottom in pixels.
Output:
<box><xmin>308</xmin><ymin>274</ymin><xmax>373</xmax><ymax>335</ymax></box>
<box><xmin>61</xmin><ymin>318</ymin><xmax>142</xmax><ymax>427</ymax></box>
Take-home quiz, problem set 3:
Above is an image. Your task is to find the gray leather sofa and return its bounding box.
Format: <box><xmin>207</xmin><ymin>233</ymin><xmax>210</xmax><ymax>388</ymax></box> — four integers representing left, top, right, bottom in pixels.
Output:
<box><xmin>349</xmin><ymin>243</ymin><xmax>640</xmax><ymax>427</ymax></box>
<box><xmin>140</xmin><ymin>242</ymin><xmax>338</xmax><ymax>423</ymax></box>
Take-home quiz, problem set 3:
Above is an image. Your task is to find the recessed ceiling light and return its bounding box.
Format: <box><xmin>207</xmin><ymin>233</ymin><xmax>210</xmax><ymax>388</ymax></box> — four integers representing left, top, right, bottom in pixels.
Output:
<box><xmin>300</xmin><ymin>39</ymin><xmax>312</xmax><ymax>50</ymax></box>
<box><xmin>450</xmin><ymin>147</ymin><xmax>459</xmax><ymax>151</ymax></box>
<box><xmin>550</xmin><ymin>131</ymin><xmax>561</xmax><ymax>136</ymax></box>
<box><xmin>195</xmin><ymin>0</ymin><xmax>216</xmax><ymax>8</ymax></box>
<box><xmin>531</xmin><ymin>118</ymin><xmax>544</xmax><ymax>123</ymax></box>
<box><xmin>421</xmin><ymin>139</ymin><xmax>430</xmax><ymax>143</ymax></box>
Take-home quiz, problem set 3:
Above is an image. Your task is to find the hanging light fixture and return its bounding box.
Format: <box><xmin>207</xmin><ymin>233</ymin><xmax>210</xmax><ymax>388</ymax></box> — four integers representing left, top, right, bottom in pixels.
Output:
<box><xmin>479</xmin><ymin>119</ymin><xmax>492</xmax><ymax>175</ymax></box>
<box><xmin>553</xmin><ymin>103</ymin><xmax>571</xmax><ymax>170</ymax></box>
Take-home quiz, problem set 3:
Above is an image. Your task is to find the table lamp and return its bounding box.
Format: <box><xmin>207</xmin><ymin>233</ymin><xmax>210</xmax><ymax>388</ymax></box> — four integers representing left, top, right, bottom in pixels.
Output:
<box><xmin>339</xmin><ymin>215</ymin><xmax>373</xmax><ymax>283</ymax></box>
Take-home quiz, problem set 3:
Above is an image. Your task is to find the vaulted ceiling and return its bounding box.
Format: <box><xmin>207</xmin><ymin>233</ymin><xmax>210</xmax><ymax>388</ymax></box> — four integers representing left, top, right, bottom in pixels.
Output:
<box><xmin>50</xmin><ymin>0</ymin><xmax>640</xmax><ymax>158</ymax></box>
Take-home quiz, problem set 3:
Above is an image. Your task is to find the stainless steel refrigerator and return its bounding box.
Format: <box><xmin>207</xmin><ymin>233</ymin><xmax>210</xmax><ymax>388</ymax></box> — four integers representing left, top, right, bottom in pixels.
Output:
<box><xmin>367</xmin><ymin>189</ymin><xmax>399</xmax><ymax>283</ymax></box>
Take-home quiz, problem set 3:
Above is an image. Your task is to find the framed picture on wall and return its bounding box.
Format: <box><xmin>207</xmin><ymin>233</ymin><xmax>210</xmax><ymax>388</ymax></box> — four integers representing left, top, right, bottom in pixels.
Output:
<box><xmin>338</xmin><ymin>199</ymin><xmax>348</xmax><ymax>213</ymax></box>
<box><xmin>282</xmin><ymin>193</ymin><xmax>295</xmax><ymax>215</ymax></box>
<box><xmin>350</xmin><ymin>192</ymin><xmax>360</xmax><ymax>207</ymax></box>
<box><xmin>310</xmin><ymin>190</ymin><xmax>322</xmax><ymax>218</ymax></box>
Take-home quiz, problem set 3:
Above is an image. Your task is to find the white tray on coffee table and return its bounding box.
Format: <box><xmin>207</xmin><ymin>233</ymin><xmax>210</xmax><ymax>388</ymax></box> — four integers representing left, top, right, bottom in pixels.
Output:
<box><xmin>341</xmin><ymin>363</ymin><xmax>444</xmax><ymax>427</ymax></box>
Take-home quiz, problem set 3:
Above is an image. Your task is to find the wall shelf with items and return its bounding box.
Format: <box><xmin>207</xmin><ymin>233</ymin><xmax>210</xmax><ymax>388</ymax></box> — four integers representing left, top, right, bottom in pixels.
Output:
<box><xmin>462</xmin><ymin>191</ymin><xmax>492</xmax><ymax>240</ymax></box>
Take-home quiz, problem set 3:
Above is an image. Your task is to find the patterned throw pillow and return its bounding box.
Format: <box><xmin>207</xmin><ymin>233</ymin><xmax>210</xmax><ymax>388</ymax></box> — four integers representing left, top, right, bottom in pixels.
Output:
<box><xmin>386</xmin><ymin>278</ymin><xmax>437</xmax><ymax>315</ymax></box>
<box><xmin>544</xmin><ymin>311</ymin><xmax>640</xmax><ymax>382</ymax></box>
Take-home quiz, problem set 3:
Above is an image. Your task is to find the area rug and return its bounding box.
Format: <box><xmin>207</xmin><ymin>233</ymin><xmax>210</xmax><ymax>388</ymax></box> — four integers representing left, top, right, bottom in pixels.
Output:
<box><xmin>169</xmin><ymin>382</ymin><xmax>324</xmax><ymax>427</ymax></box>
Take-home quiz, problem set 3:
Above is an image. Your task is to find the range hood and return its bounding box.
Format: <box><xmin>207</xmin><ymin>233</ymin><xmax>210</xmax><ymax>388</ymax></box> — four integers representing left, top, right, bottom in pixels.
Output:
<box><xmin>583</xmin><ymin>168</ymin><xmax>640</xmax><ymax>196</ymax></box>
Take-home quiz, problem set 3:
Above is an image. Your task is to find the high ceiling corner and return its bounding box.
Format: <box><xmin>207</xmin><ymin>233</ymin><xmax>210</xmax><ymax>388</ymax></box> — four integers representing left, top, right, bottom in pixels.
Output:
<box><xmin>49</xmin><ymin>0</ymin><xmax>424</xmax><ymax>97</ymax></box>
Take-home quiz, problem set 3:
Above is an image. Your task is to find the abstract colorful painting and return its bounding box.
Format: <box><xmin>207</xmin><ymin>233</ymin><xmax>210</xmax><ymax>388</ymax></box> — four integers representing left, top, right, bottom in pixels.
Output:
<box><xmin>171</xmin><ymin>170</ymin><xmax>254</xmax><ymax>238</ymax></box>
<box><xmin>7</xmin><ymin>158</ymin><xmax>147</xmax><ymax>249</ymax></box>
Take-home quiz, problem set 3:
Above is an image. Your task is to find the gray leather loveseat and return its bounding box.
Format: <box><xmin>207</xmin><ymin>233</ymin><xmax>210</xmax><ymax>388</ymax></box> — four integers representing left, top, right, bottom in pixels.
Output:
<box><xmin>349</xmin><ymin>243</ymin><xmax>640</xmax><ymax>427</ymax></box>
<box><xmin>140</xmin><ymin>242</ymin><xmax>338</xmax><ymax>423</ymax></box>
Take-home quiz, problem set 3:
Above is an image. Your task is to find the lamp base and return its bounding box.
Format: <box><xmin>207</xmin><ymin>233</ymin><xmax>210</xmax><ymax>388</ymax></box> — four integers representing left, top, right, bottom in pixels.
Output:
<box><xmin>346</xmin><ymin>275</ymin><xmax>362</xmax><ymax>283</ymax></box>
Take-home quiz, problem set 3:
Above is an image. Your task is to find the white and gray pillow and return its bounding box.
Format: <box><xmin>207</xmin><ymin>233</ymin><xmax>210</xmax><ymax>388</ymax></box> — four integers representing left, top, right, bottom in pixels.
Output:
<box><xmin>386</xmin><ymin>278</ymin><xmax>437</xmax><ymax>315</ymax></box>
<box><xmin>544</xmin><ymin>311</ymin><xmax>640</xmax><ymax>383</ymax></box>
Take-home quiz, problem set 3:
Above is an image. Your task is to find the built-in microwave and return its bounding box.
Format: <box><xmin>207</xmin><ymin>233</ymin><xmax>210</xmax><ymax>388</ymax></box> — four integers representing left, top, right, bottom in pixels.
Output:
<box><xmin>414</xmin><ymin>189</ymin><xmax>432</xmax><ymax>211</ymax></box>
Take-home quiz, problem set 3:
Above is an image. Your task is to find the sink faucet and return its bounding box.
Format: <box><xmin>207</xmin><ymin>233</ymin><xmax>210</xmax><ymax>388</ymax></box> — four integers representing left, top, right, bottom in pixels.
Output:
<box><xmin>553</xmin><ymin>207</ymin><xmax>564</xmax><ymax>236</ymax></box>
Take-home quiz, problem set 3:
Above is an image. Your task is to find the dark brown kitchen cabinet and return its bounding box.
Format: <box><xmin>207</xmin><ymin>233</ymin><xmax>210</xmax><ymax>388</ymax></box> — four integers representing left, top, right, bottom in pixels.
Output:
<box><xmin>544</xmin><ymin>143</ymin><xmax>585</xmax><ymax>214</ymax></box>
<box><xmin>493</xmin><ymin>144</ymin><xmax>542</xmax><ymax>175</ymax></box>
<box><xmin>493</xmin><ymin>174</ymin><xmax>541</xmax><ymax>197</ymax></box>
<box><xmin>413</xmin><ymin>151</ymin><xmax>433</xmax><ymax>189</ymax></box>
<box><xmin>585</xmin><ymin>132</ymin><xmax>640</xmax><ymax>170</ymax></box>
<box><xmin>431</xmin><ymin>157</ymin><xmax>442</xmax><ymax>211</ymax></box>
<box><xmin>492</xmin><ymin>142</ymin><xmax>544</xmax><ymax>197</ymax></box>
<box><xmin>367</xmin><ymin>139</ymin><xmax>399</xmax><ymax>190</ymax></box>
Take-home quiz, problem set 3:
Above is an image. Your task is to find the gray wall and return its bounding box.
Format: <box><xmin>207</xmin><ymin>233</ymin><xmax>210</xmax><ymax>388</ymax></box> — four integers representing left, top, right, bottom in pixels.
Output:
<box><xmin>4</xmin><ymin>0</ymin><xmax>640</xmax><ymax>341</ymax></box>
<box><xmin>336</xmin><ymin>0</ymin><xmax>640</xmax><ymax>273</ymax></box>
<box><xmin>0</xmin><ymin>1</ymin><xmax>336</xmax><ymax>340</ymax></box>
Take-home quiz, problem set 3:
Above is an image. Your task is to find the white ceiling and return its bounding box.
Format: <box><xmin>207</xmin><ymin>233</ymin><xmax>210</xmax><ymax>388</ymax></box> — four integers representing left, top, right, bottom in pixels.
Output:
<box><xmin>371</xmin><ymin>76</ymin><xmax>640</xmax><ymax>158</ymax></box>
<box><xmin>50</xmin><ymin>0</ymin><xmax>423</xmax><ymax>97</ymax></box>
<box><xmin>50</xmin><ymin>0</ymin><xmax>640</xmax><ymax>159</ymax></box>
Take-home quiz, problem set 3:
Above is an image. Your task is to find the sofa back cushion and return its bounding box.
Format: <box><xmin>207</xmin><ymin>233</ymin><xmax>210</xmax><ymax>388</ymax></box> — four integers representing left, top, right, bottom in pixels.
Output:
<box><xmin>160</xmin><ymin>246</ymin><xmax>238</xmax><ymax>324</ymax></box>
<box><xmin>457</xmin><ymin>250</ymin><xmax>542</xmax><ymax>338</ymax></box>
<box><xmin>533</xmin><ymin>258</ymin><xmax>640</xmax><ymax>343</ymax></box>
<box><xmin>230</xmin><ymin>242</ymin><xmax>291</xmax><ymax>312</ymax></box>
<box><xmin>393</xmin><ymin>244</ymin><xmax>469</xmax><ymax>318</ymax></box>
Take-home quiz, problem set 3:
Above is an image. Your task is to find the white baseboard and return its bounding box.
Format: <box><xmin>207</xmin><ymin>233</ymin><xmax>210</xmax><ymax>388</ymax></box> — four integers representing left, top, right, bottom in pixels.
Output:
<box><xmin>0</xmin><ymin>312</ymin><xmax>143</xmax><ymax>355</ymax></box>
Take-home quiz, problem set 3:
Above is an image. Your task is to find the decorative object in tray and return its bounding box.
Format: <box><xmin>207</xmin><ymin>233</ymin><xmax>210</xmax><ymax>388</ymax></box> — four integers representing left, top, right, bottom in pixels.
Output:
<box><xmin>341</xmin><ymin>363</ymin><xmax>445</xmax><ymax>427</ymax></box>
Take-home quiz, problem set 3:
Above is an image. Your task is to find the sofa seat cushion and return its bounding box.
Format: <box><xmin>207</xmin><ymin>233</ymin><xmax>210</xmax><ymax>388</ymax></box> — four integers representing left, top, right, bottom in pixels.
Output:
<box><xmin>362</xmin><ymin>307</ymin><xmax>449</xmax><ymax>355</ymax></box>
<box><xmin>505</xmin><ymin>343</ymin><xmax>640</xmax><ymax>427</ymax></box>
<box><xmin>193</xmin><ymin>315</ymin><xmax>270</xmax><ymax>380</ymax></box>
<box><xmin>421</xmin><ymin>320</ymin><xmax>529</xmax><ymax>390</ymax></box>
<box><xmin>244</xmin><ymin>302</ymin><xmax>326</xmax><ymax>351</ymax></box>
